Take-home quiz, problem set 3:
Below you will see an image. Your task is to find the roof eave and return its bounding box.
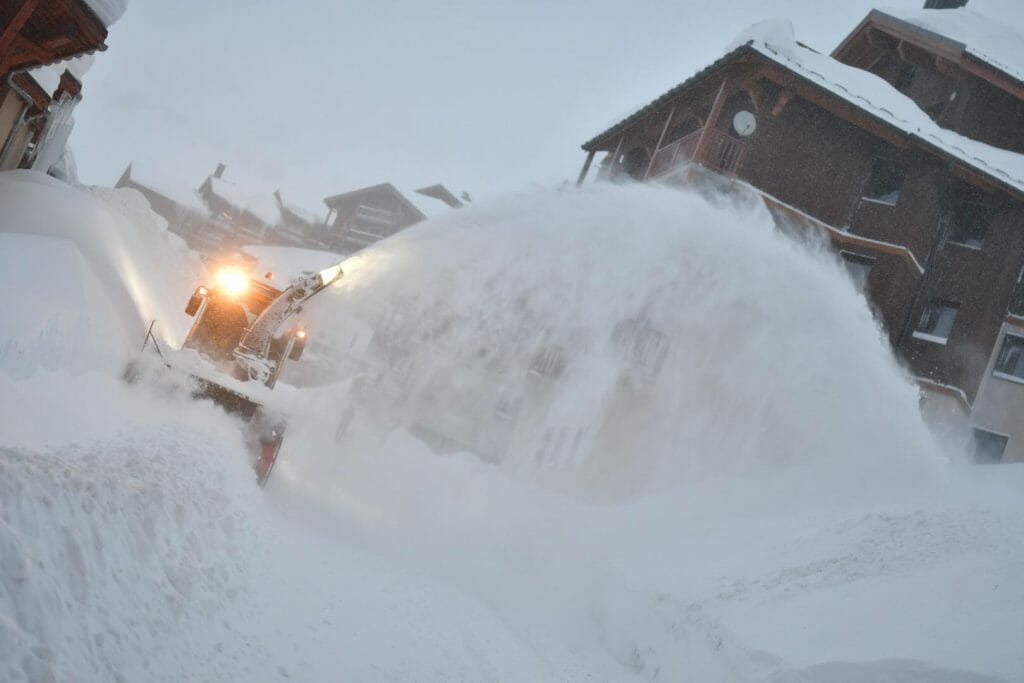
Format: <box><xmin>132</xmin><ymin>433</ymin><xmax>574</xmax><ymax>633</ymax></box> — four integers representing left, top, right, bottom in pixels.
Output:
<box><xmin>581</xmin><ymin>44</ymin><xmax>754</xmax><ymax>152</ymax></box>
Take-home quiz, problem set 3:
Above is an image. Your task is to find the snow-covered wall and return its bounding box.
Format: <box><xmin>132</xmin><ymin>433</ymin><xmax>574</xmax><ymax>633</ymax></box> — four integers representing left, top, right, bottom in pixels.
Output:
<box><xmin>0</xmin><ymin>171</ymin><xmax>203</xmax><ymax>366</ymax></box>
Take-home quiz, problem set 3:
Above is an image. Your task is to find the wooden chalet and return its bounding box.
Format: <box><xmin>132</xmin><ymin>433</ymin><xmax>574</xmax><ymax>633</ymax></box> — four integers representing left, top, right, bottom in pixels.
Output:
<box><xmin>578</xmin><ymin>3</ymin><xmax>1024</xmax><ymax>463</ymax></box>
<box><xmin>198</xmin><ymin>163</ymin><xmax>280</xmax><ymax>249</ymax></box>
<box><xmin>116</xmin><ymin>163</ymin><xmax>230</xmax><ymax>256</ymax></box>
<box><xmin>0</xmin><ymin>0</ymin><xmax>107</xmax><ymax>77</ymax></box>
<box><xmin>0</xmin><ymin>0</ymin><xmax>110</xmax><ymax>173</ymax></box>
<box><xmin>322</xmin><ymin>183</ymin><xmax>428</xmax><ymax>254</ymax></box>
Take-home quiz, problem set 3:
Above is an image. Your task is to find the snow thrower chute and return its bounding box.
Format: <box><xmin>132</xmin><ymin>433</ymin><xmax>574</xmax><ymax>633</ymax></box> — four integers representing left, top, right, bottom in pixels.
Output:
<box><xmin>129</xmin><ymin>260</ymin><xmax>344</xmax><ymax>487</ymax></box>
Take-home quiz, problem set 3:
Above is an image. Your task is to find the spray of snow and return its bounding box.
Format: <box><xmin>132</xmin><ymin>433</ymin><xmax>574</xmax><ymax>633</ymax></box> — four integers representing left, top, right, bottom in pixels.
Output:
<box><xmin>2</xmin><ymin>176</ymin><xmax>1022</xmax><ymax>682</ymax></box>
<box><xmin>292</xmin><ymin>183</ymin><xmax>940</xmax><ymax>503</ymax></box>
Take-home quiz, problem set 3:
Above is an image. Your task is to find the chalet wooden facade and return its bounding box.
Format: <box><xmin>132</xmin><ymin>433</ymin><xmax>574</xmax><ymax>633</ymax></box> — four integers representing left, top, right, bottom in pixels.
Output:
<box><xmin>0</xmin><ymin>0</ymin><xmax>108</xmax><ymax>173</ymax></box>
<box><xmin>322</xmin><ymin>183</ymin><xmax>428</xmax><ymax>254</ymax></box>
<box><xmin>578</xmin><ymin>5</ymin><xmax>1024</xmax><ymax>463</ymax></box>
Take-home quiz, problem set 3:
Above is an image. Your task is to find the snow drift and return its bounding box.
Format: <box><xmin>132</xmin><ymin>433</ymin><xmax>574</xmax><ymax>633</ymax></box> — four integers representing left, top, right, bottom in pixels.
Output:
<box><xmin>2</xmin><ymin>175</ymin><xmax>1022</xmax><ymax>682</ymax></box>
<box><xmin>0</xmin><ymin>171</ymin><xmax>202</xmax><ymax>366</ymax></box>
<box><xmin>295</xmin><ymin>182</ymin><xmax>940</xmax><ymax>502</ymax></box>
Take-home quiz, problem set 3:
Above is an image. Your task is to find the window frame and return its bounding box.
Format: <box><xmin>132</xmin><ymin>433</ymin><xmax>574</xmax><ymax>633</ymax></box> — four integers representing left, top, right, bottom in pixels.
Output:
<box><xmin>946</xmin><ymin>198</ymin><xmax>996</xmax><ymax>251</ymax></box>
<box><xmin>861</xmin><ymin>158</ymin><xmax>907</xmax><ymax>207</ymax></box>
<box><xmin>911</xmin><ymin>298</ymin><xmax>960</xmax><ymax>345</ymax></box>
<box><xmin>993</xmin><ymin>333</ymin><xmax>1024</xmax><ymax>384</ymax></box>
<box><xmin>971</xmin><ymin>428</ymin><xmax>1009</xmax><ymax>465</ymax></box>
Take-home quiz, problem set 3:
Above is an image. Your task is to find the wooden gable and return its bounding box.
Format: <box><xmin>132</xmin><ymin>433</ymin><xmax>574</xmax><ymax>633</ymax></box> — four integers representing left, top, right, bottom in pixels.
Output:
<box><xmin>0</xmin><ymin>0</ymin><xmax>107</xmax><ymax>75</ymax></box>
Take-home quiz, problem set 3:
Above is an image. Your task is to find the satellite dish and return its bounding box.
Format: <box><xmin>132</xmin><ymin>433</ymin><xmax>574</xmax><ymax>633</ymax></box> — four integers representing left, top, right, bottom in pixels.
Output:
<box><xmin>733</xmin><ymin>110</ymin><xmax>756</xmax><ymax>137</ymax></box>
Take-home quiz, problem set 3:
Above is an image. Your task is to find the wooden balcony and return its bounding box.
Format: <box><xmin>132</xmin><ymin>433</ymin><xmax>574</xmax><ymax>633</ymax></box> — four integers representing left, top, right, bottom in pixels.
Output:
<box><xmin>647</xmin><ymin>127</ymin><xmax>746</xmax><ymax>179</ymax></box>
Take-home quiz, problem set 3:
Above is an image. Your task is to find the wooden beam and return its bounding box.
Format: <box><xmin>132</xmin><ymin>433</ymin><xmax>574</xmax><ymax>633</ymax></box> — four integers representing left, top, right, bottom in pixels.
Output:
<box><xmin>694</xmin><ymin>78</ymin><xmax>730</xmax><ymax>166</ymax></box>
<box><xmin>0</xmin><ymin>0</ymin><xmax>39</xmax><ymax>72</ymax></box>
<box><xmin>576</xmin><ymin>150</ymin><xmax>596</xmax><ymax>187</ymax></box>
<box><xmin>9</xmin><ymin>35</ymin><xmax>49</xmax><ymax>63</ymax></box>
<box><xmin>643</xmin><ymin>106</ymin><xmax>675</xmax><ymax>180</ymax></box>
<box><xmin>0</xmin><ymin>0</ymin><xmax>38</xmax><ymax>50</ymax></box>
<box><xmin>600</xmin><ymin>135</ymin><xmax>625</xmax><ymax>180</ymax></box>
<box><xmin>771</xmin><ymin>89</ymin><xmax>794</xmax><ymax>116</ymax></box>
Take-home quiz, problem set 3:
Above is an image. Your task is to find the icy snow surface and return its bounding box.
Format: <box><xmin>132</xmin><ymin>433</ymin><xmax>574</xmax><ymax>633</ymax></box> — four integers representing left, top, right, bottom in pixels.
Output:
<box><xmin>1</xmin><ymin>174</ymin><xmax>1023</xmax><ymax>682</ymax></box>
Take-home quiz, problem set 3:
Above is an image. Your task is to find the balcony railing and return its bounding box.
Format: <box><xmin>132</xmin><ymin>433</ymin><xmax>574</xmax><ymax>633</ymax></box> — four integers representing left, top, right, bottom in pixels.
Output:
<box><xmin>647</xmin><ymin>127</ymin><xmax>746</xmax><ymax>179</ymax></box>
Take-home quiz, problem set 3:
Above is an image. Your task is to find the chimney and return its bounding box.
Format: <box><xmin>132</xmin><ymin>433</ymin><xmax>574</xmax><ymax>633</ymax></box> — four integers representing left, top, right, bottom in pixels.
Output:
<box><xmin>923</xmin><ymin>0</ymin><xmax>967</xmax><ymax>8</ymax></box>
<box><xmin>213</xmin><ymin>162</ymin><xmax>226</xmax><ymax>179</ymax></box>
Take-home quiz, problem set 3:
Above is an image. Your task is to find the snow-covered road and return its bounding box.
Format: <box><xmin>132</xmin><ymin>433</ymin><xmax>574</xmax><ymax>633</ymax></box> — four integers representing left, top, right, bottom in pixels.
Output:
<box><xmin>1</xmin><ymin>171</ymin><xmax>1021</xmax><ymax>682</ymax></box>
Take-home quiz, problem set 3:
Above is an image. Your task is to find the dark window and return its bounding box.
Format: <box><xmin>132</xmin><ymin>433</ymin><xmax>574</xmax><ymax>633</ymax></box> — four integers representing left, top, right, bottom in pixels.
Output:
<box><xmin>863</xmin><ymin>159</ymin><xmax>907</xmax><ymax>205</ymax></box>
<box><xmin>972</xmin><ymin>429</ymin><xmax>1008</xmax><ymax>464</ymax></box>
<box><xmin>947</xmin><ymin>199</ymin><xmax>996</xmax><ymax>249</ymax></box>
<box><xmin>619</xmin><ymin>147</ymin><xmax>651</xmax><ymax>181</ymax></box>
<box><xmin>994</xmin><ymin>334</ymin><xmax>1024</xmax><ymax>381</ymax></box>
<box><xmin>925</xmin><ymin>99</ymin><xmax>947</xmax><ymax>119</ymax></box>
<box><xmin>840</xmin><ymin>251</ymin><xmax>875</xmax><ymax>291</ymax></box>
<box><xmin>895</xmin><ymin>63</ymin><xmax>916</xmax><ymax>92</ymax></box>
<box><xmin>913</xmin><ymin>299</ymin><xmax>959</xmax><ymax>343</ymax></box>
<box><xmin>664</xmin><ymin>119</ymin><xmax>701</xmax><ymax>144</ymax></box>
<box><xmin>530</xmin><ymin>345</ymin><xmax>565</xmax><ymax>378</ymax></box>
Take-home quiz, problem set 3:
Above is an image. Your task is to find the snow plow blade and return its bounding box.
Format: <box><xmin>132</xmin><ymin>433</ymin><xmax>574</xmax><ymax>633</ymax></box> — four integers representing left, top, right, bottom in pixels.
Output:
<box><xmin>125</xmin><ymin>331</ymin><xmax>285</xmax><ymax>488</ymax></box>
<box><xmin>189</xmin><ymin>375</ymin><xmax>285</xmax><ymax>488</ymax></box>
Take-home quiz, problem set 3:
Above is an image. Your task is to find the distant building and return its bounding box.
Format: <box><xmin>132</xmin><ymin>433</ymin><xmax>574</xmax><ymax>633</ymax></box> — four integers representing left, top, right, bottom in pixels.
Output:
<box><xmin>117</xmin><ymin>158</ymin><xmax>464</xmax><ymax>259</ymax></box>
<box><xmin>321</xmin><ymin>182</ymin><xmax>463</xmax><ymax>254</ymax></box>
<box><xmin>322</xmin><ymin>183</ymin><xmax>426</xmax><ymax>254</ymax></box>
<box><xmin>116</xmin><ymin>163</ymin><xmax>229</xmax><ymax>255</ymax></box>
<box><xmin>198</xmin><ymin>164</ymin><xmax>279</xmax><ymax>248</ymax></box>
<box><xmin>577</xmin><ymin>2</ymin><xmax>1024</xmax><ymax>463</ymax></box>
<box><xmin>0</xmin><ymin>0</ymin><xmax>116</xmax><ymax>174</ymax></box>
<box><xmin>263</xmin><ymin>189</ymin><xmax>323</xmax><ymax>249</ymax></box>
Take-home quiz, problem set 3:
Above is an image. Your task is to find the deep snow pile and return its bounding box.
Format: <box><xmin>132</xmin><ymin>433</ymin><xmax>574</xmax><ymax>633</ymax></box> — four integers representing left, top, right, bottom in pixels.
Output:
<box><xmin>0</xmin><ymin>171</ymin><xmax>203</xmax><ymax>357</ymax></box>
<box><xmin>2</xmin><ymin>176</ymin><xmax>1023</xmax><ymax>682</ymax></box>
<box><xmin>297</xmin><ymin>183</ymin><xmax>938</xmax><ymax>501</ymax></box>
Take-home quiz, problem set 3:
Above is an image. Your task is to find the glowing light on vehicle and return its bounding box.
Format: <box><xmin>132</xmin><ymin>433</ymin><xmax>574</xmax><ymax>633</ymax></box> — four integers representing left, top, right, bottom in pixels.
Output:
<box><xmin>296</xmin><ymin>329</ymin><xmax>307</xmax><ymax>339</ymax></box>
<box><xmin>215</xmin><ymin>267</ymin><xmax>249</xmax><ymax>297</ymax></box>
<box><xmin>198</xmin><ymin>286</ymin><xmax>208</xmax><ymax>296</ymax></box>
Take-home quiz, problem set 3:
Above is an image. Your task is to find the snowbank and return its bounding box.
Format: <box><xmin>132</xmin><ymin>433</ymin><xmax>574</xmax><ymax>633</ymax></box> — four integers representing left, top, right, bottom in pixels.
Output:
<box><xmin>0</xmin><ymin>171</ymin><xmax>203</xmax><ymax>358</ymax></box>
<box><xmin>1</xmin><ymin>180</ymin><xmax>1022</xmax><ymax>682</ymax></box>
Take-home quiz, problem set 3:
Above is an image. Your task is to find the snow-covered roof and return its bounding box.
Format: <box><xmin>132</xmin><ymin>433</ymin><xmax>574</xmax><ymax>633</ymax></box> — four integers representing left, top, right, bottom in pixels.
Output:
<box><xmin>207</xmin><ymin>176</ymin><xmax>282</xmax><ymax>227</ymax></box>
<box><xmin>739</xmin><ymin>20</ymin><xmax>1024</xmax><ymax>197</ymax></box>
<box><xmin>875</xmin><ymin>6</ymin><xmax>1024</xmax><ymax>87</ymax></box>
<box><xmin>27</xmin><ymin>65</ymin><xmax>62</xmax><ymax>97</ymax></box>
<box><xmin>585</xmin><ymin>19</ymin><xmax>1024</xmax><ymax>199</ymax></box>
<box><xmin>82</xmin><ymin>0</ymin><xmax>127</xmax><ymax>27</ymax></box>
<box><xmin>276</xmin><ymin>191</ymin><xmax>323</xmax><ymax>225</ymax></box>
<box><xmin>124</xmin><ymin>163</ymin><xmax>208</xmax><ymax>214</ymax></box>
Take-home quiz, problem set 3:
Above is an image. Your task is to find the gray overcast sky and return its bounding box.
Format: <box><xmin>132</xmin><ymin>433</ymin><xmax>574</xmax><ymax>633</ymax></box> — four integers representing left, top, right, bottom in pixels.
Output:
<box><xmin>68</xmin><ymin>0</ymin><xmax>1013</xmax><ymax>214</ymax></box>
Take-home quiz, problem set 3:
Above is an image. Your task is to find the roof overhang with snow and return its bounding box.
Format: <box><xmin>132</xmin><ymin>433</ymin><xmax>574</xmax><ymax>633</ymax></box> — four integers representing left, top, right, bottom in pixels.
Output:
<box><xmin>323</xmin><ymin>182</ymin><xmax>427</xmax><ymax>222</ymax></box>
<box><xmin>0</xmin><ymin>0</ymin><xmax>108</xmax><ymax>75</ymax></box>
<box><xmin>582</xmin><ymin>35</ymin><xmax>1024</xmax><ymax>202</ymax></box>
<box><xmin>833</xmin><ymin>9</ymin><xmax>1024</xmax><ymax>101</ymax></box>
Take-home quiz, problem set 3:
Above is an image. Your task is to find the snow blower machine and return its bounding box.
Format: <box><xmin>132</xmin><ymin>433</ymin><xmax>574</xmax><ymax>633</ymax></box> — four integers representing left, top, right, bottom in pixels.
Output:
<box><xmin>128</xmin><ymin>259</ymin><xmax>344</xmax><ymax>486</ymax></box>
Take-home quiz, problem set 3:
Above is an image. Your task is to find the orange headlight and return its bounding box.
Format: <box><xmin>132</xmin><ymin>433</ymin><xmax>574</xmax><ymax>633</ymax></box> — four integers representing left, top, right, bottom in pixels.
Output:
<box><xmin>215</xmin><ymin>267</ymin><xmax>249</xmax><ymax>297</ymax></box>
